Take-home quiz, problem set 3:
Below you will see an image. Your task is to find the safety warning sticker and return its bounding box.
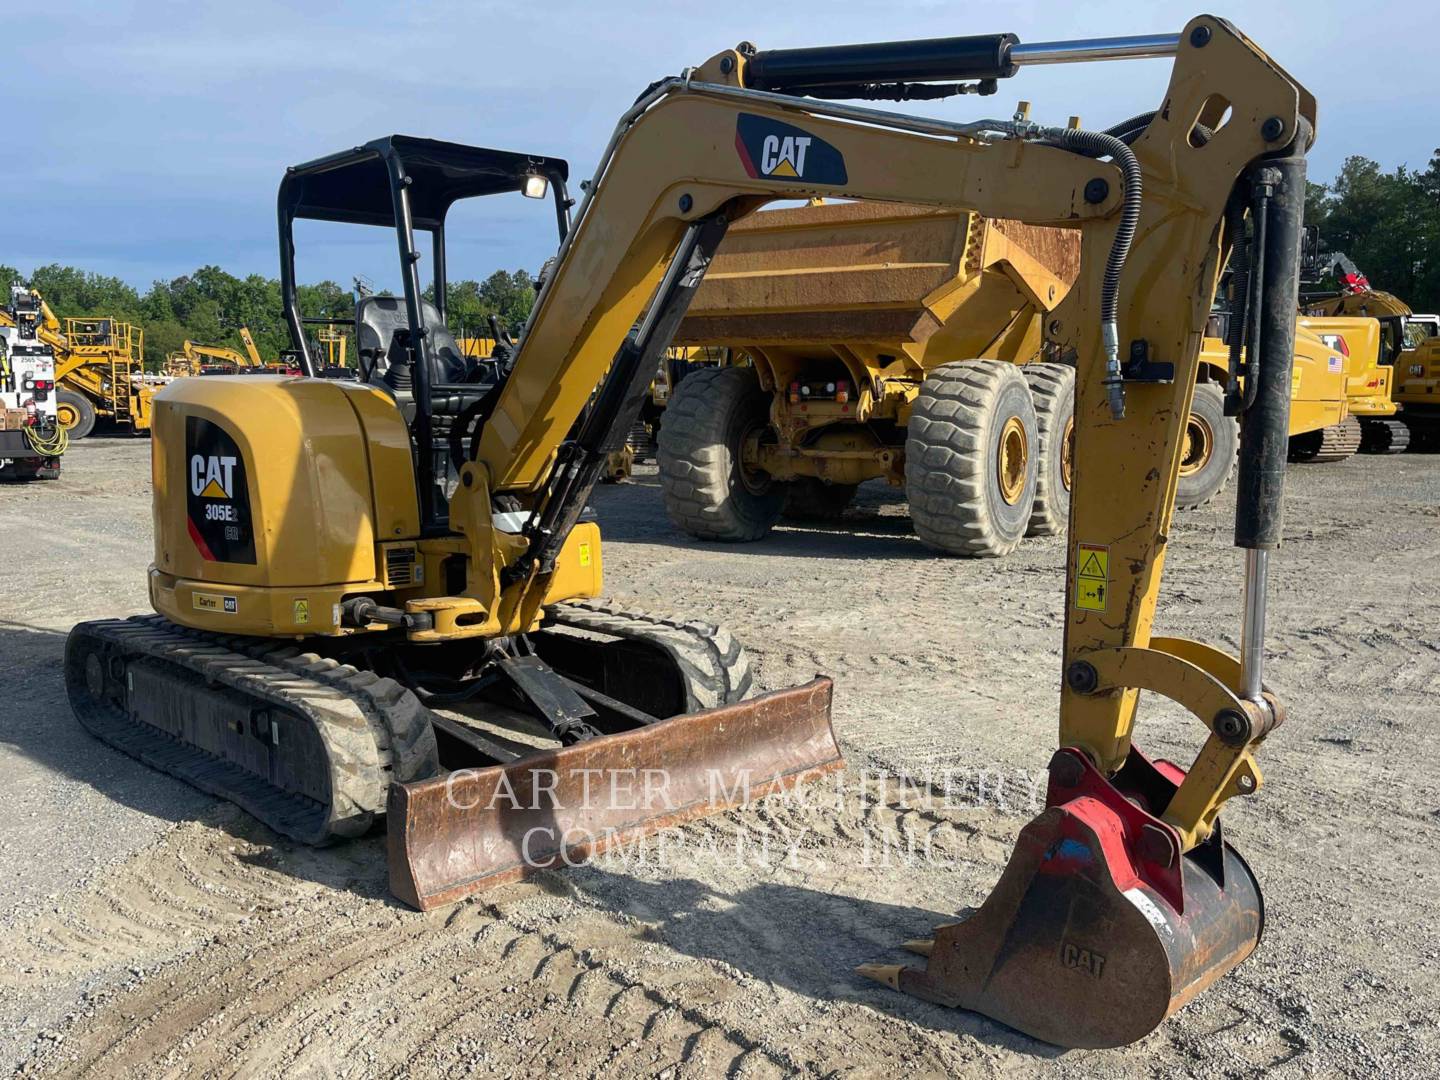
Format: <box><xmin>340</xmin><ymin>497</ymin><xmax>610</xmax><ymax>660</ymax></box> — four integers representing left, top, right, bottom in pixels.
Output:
<box><xmin>1074</xmin><ymin>543</ymin><xmax>1109</xmax><ymax>613</ymax></box>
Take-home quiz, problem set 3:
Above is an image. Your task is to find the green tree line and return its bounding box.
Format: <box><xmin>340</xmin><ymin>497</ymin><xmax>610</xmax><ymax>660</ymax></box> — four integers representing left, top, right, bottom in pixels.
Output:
<box><xmin>0</xmin><ymin>262</ymin><xmax>536</xmax><ymax>369</ymax></box>
<box><xmin>1305</xmin><ymin>150</ymin><xmax>1440</xmax><ymax>311</ymax></box>
<box><xmin>5</xmin><ymin>151</ymin><xmax>1437</xmax><ymax>367</ymax></box>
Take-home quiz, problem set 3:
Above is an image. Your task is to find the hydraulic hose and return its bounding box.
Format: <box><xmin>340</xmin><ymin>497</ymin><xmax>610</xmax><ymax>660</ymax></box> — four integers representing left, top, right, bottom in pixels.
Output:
<box><xmin>957</xmin><ymin>117</ymin><xmax>1141</xmax><ymax>419</ymax></box>
<box><xmin>1223</xmin><ymin>195</ymin><xmax>1252</xmax><ymax>415</ymax></box>
<box><xmin>1039</xmin><ymin>126</ymin><xmax>1142</xmax><ymax>420</ymax></box>
<box><xmin>1102</xmin><ymin>111</ymin><xmax>1157</xmax><ymax>142</ymax></box>
<box><xmin>24</xmin><ymin>420</ymin><xmax>67</xmax><ymax>458</ymax></box>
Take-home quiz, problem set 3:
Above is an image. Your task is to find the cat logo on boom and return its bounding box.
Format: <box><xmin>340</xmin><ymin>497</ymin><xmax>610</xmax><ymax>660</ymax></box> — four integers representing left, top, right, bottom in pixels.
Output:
<box><xmin>734</xmin><ymin>114</ymin><xmax>848</xmax><ymax>186</ymax></box>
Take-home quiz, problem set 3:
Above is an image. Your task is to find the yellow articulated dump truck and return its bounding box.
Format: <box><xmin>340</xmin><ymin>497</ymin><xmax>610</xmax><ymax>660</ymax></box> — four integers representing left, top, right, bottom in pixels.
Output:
<box><xmin>660</xmin><ymin>201</ymin><xmax>1360</xmax><ymax>555</ymax></box>
<box><xmin>664</xmin><ymin>200</ymin><xmax>1081</xmax><ymax>557</ymax></box>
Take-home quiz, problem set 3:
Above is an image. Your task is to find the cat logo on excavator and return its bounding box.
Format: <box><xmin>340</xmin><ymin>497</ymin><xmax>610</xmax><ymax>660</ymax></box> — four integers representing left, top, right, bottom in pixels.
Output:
<box><xmin>190</xmin><ymin>454</ymin><xmax>236</xmax><ymax>499</ymax></box>
<box><xmin>734</xmin><ymin>114</ymin><xmax>848</xmax><ymax>185</ymax></box>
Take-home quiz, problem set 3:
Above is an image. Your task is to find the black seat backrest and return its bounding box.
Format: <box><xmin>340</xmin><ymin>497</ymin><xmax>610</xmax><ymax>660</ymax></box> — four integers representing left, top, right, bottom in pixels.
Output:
<box><xmin>355</xmin><ymin>294</ymin><xmax>473</xmax><ymax>386</ymax></box>
<box><xmin>355</xmin><ymin>295</ymin><xmax>409</xmax><ymax>384</ymax></box>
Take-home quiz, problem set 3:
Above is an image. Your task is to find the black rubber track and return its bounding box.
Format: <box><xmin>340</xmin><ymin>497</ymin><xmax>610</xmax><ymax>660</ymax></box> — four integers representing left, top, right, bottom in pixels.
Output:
<box><xmin>546</xmin><ymin>601</ymin><xmax>755</xmax><ymax>710</ymax></box>
<box><xmin>66</xmin><ymin>616</ymin><xmax>440</xmax><ymax>845</ymax></box>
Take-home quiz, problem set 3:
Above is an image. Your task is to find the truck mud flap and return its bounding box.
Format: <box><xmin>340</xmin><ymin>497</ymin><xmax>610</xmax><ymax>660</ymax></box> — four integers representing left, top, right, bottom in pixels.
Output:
<box><xmin>388</xmin><ymin>678</ymin><xmax>841</xmax><ymax>910</ymax></box>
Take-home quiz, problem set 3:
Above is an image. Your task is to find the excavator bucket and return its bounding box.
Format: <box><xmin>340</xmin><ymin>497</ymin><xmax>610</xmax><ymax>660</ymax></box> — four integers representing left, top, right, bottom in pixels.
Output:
<box><xmin>389</xmin><ymin>679</ymin><xmax>842</xmax><ymax>909</ymax></box>
<box><xmin>861</xmin><ymin>747</ymin><xmax>1263</xmax><ymax>1048</ymax></box>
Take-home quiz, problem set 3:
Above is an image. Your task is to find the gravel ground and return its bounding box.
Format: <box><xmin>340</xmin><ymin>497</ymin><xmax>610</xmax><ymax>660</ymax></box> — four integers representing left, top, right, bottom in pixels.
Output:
<box><xmin>1</xmin><ymin>436</ymin><xmax>1437</xmax><ymax>1077</ymax></box>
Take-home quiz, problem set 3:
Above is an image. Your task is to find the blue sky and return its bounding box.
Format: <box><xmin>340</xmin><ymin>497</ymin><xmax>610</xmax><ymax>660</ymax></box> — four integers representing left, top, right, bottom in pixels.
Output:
<box><xmin>5</xmin><ymin>0</ymin><xmax>1436</xmax><ymax>292</ymax></box>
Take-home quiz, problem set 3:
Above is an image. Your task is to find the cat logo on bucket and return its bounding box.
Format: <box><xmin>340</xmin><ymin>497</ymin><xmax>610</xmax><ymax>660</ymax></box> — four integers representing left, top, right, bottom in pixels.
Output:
<box><xmin>735</xmin><ymin>114</ymin><xmax>848</xmax><ymax>186</ymax></box>
<box><xmin>1061</xmin><ymin>940</ymin><xmax>1106</xmax><ymax>979</ymax></box>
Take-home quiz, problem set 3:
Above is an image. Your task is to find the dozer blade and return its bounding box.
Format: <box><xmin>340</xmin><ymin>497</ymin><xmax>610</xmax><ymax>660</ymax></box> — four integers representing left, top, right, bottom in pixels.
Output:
<box><xmin>389</xmin><ymin>678</ymin><xmax>841</xmax><ymax>909</ymax></box>
<box><xmin>861</xmin><ymin>747</ymin><xmax>1263</xmax><ymax>1048</ymax></box>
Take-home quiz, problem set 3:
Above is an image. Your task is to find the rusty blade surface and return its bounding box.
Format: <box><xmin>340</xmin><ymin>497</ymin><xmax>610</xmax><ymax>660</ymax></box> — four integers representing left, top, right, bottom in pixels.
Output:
<box><xmin>388</xmin><ymin>678</ymin><xmax>841</xmax><ymax>910</ymax></box>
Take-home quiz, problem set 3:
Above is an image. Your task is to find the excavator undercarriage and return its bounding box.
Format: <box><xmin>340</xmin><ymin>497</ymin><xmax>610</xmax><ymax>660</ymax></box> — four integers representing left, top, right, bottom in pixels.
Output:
<box><xmin>68</xmin><ymin>16</ymin><xmax>1312</xmax><ymax>1048</ymax></box>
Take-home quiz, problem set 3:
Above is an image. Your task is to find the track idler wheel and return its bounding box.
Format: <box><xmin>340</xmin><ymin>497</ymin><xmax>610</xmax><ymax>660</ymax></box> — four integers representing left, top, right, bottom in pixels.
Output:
<box><xmin>861</xmin><ymin>747</ymin><xmax>1262</xmax><ymax>1048</ymax></box>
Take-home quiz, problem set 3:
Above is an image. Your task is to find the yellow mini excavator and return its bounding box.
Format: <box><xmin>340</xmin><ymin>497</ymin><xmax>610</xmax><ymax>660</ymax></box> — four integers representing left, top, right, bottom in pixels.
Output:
<box><xmin>68</xmin><ymin>17</ymin><xmax>1311</xmax><ymax>1048</ymax></box>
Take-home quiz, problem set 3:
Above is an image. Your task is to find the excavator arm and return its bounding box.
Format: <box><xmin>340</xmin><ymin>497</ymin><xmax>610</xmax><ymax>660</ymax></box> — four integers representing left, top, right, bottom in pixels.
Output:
<box><xmin>238</xmin><ymin>326</ymin><xmax>263</xmax><ymax>366</ymax></box>
<box><xmin>432</xmin><ymin>16</ymin><xmax>1314</xmax><ymax>1046</ymax></box>
<box><xmin>469</xmin><ymin>16</ymin><xmax>1308</xmax><ymax>805</ymax></box>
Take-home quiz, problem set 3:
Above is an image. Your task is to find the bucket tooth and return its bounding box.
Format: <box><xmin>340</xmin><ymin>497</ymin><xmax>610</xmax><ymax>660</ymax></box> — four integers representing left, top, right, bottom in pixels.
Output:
<box><xmin>388</xmin><ymin>679</ymin><xmax>842</xmax><ymax>910</ymax></box>
<box><xmin>864</xmin><ymin>747</ymin><xmax>1263</xmax><ymax>1049</ymax></box>
<box><xmin>901</xmin><ymin>938</ymin><xmax>935</xmax><ymax>957</ymax></box>
<box><xmin>856</xmin><ymin>963</ymin><xmax>904</xmax><ymax>990</ymax></box>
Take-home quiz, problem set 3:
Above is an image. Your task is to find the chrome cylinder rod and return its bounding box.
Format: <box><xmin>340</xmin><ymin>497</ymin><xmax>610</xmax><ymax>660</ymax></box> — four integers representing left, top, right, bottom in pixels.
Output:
<box><xmin>1239</xmin><ymin>548</ymin><xmax>1270</xmax><ymax>704</ymax></box>
<box><xmin>1010</xmin><ymin>34</ymin><xmax>1180</xmax><ymax>66</ymax></box>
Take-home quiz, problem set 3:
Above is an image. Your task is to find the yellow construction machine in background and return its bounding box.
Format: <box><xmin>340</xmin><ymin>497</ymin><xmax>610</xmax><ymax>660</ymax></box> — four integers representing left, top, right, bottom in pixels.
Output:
<box><xmin>1</xmin><ymin>289</ymin><xmax>157</xmax><ymax>440</ymax></box>
<box><xmin>662</xmin><ymin>204</ymin><xmax>1401</xmax><ymax>556</ymax></box>
<box><xmin>1304</xmin><ymin>272</ymin><xmax>1440</xmax><ymax>450</ymax></box>
<box><xmin>165</xmin><ymin>326</ymin><xmax>301</xmax><ymax>377</ymax></box>
<box><xmin>667</xmin><ymin>199</ymin><xmax>1078</xmax><ymax>555</ymax></box>
<box><xmin>37</xmin><ymin>303</ymin><xmax>157</xmax><ymax>440</ymax></box>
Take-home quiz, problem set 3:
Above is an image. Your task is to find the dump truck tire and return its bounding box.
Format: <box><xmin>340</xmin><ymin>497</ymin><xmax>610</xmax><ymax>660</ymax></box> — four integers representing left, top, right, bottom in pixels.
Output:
<box><xmin>1023</xmin><ymin>364</ymin><xmax>1075</xmax><ymax>536</ymax></box>
<box><xmin>1176</xmin><ymin>383</ymin><xmax>1236</xmax><ymax>509</ymax></box>
<box><xmin>659</xmin><ymin>366</ymin><xmax>785</xmax><ymax>541</ymax></box>
<box><xmin>783</xmin><ymin>478</ymin><xmax>858</xmax><ymax>521</ymax></box>
<box><xmin>56</xmin><ymin>390</ymin><xmax>96</xmax><ymax>440</ymax></box>
<box><xmin>906</xmin><ymin>360</ymin><xmax>1038</xmax><ymax>557</ymax></box>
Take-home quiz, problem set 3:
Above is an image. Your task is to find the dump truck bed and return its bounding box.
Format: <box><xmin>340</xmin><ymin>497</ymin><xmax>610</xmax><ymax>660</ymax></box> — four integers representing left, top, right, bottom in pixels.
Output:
<box><xmin>675</xmin><ymin>201</ymin><xmax>1079</xmax><ymax>360</ymax></box>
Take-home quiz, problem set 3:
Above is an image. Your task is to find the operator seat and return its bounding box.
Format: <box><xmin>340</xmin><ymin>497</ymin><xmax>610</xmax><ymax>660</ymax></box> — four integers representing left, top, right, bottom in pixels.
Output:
<box><xmin>354</xmin><ymin>295</ymin><xmax>482</xmax><ymax>390</ymax></box>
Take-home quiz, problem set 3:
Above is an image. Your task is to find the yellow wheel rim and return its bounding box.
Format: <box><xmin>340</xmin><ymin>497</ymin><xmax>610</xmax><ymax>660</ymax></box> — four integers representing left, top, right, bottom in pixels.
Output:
<box><xmin>997</xmin><ymin>415</ymin><xmax>1030</xmax><ymax>505</ymax></box>
<box><xmin>1060</xmin><ymin>414</ymin><xmax>1075</xmax><ymax>492</ymax></box>
<box><xmin>1179</xmin><ymin>414</ymin><xmax>1214</xmax><ymax>478</ymax></box>
<box><xmin>56</xmin><ymin>401</ymin><xmax>81</xmax><ymax>430</ymax></box>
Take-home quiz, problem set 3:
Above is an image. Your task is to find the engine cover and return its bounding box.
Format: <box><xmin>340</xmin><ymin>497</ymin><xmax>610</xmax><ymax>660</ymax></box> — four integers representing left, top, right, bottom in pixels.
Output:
<box><xmin>148</xmin><ymin>375</ymin><xmax>418</xmax><ymax>634</ymax></box>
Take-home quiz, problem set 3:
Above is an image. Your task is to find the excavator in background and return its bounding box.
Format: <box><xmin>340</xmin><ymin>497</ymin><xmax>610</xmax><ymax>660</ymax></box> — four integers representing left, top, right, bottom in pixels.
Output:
<box><xmin>1301</xmin><ymin>243</ymin><xmax>1440</xmax><ymax>449</ymax></box>
<box><xmin>67</xmin><ymin>18</ymin><xmax>1311</xmax><ymax>1048</ymax></box>
<box><xmin>166</xmin><ymin>327</ymin><xmax>301</xmax><ymax>377</ymax></box>
<box><xmin>1197</xmin><ymin>312</ymin><xmax>1375</xmax><ymax>464</ymax></box>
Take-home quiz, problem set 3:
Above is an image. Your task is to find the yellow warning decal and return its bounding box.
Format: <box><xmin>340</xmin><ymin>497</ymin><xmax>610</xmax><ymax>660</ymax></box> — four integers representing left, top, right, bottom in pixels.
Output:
<box><xmin>578</xmin><ymin>542</ymin><xmax>592</xmax><ymax>567</ymax></box>
<box><xmin>1074</xmin><ymin>543</ymin><xmax>1109</xmax><ymax>613</ymax></box>
<box><xmin>1291</xmin><ymin>368</ymin><xmax>1303</xmax><ymax>395</ymax></box>
<box><xmin>293</xmin><ymin>598</ymin><xmax>310</xmax><ymax>625</ymax></box>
